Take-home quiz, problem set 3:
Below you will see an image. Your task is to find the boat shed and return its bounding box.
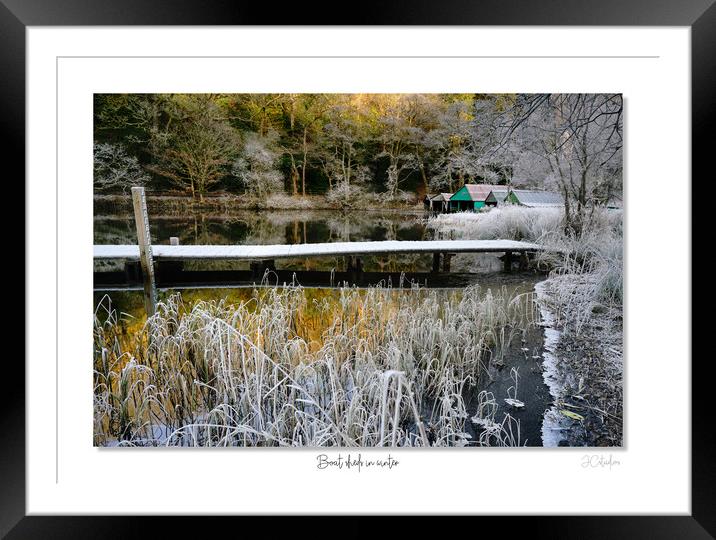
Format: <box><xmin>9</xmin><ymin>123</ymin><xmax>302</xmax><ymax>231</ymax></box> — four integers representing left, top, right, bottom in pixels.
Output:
<box><xmin>509</xmin><ymin>189</ymin><xmax>564</xmax><ymax>208</ymax></box>
<box><xmin>430</xmin><ymin>193</ymin><xmax>452</xmax><ymax>213</ymax></box>
<box><xmin>449</xmin><ymin>184</ymin><xmax>504</xmax><ymax>212</ymax></box>
<box><xmin>485</xmin><ymin>189</ymin><xmax>511</xmax><ymax>207</ymax></box>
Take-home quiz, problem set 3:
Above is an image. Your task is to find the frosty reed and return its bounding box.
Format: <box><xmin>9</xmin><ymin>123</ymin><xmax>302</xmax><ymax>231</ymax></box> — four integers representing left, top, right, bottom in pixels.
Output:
<box><xmin>93</xmin><ymin>284</ymin><xmax>537</xmax><ymax>447</ymax></box>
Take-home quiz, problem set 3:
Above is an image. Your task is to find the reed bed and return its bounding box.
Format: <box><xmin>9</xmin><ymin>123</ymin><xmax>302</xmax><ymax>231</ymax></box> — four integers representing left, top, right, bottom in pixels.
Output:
<box><xmin>429</xmin><ymin>206</ymin><xmax>623</xmax><ymax>333</ymax></box>
<box><xmin>430</xmin><ymin>206</ymin><xmax>624</xmax><ymax>445</ymax></box>
<box><xmin>94</xmin><ymin>283</ymin><xmax>537</xmax><ymax>447</ymax></box>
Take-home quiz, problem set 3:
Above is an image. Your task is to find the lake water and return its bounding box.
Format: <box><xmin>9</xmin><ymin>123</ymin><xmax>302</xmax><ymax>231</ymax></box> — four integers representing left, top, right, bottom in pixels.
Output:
<box><xmin>94</xmin><ymin>209</ymin><xmax>516</xmax><ymax>275</ymax></box>
<box><xmin>94</xmin><ymin>209</ymin><xmax>429</xmax><ymax>246</ymax></box>
<box><xmin>94</xmin><ymin>208</ymin><xmax>544</xmax><ymax>322</ymax></box>
<box><xmin>94</xmin><ymin>209</ymin><xmax>551</xmax><ymax>446</ymax></box>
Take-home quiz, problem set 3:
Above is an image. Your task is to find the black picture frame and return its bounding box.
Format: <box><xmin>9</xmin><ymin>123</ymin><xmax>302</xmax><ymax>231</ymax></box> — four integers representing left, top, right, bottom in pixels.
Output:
<box><xmin>4</xmin><ymin>0</ymin><xmax>709</xmax><ymax>536</ymax></box>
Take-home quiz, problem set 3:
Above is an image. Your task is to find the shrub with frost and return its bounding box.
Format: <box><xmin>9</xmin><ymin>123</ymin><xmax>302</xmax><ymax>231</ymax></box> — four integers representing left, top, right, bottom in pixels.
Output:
<box><xmin>94</xmin><ymin>143</ymin><xmax>149</xmax><ymax>193</ymax></box>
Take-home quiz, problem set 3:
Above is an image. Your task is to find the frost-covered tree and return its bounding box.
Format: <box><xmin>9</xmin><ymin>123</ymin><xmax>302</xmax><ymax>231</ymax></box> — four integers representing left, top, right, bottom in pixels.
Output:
<box><xmin>145</xmin><ymin>95</ymin><xmax>238</xmax><ymax>200</ymax></box>
<box><xmin>372</xmin><ymin>94</ymin><xmax>427</xmax><ymax>199</ymax></box>
<box><xmin>92</xmin><ymin>92</ymin><xmax>621</xmax><ymax>211</ymax></box>
<box><xmin>473</xmin><ymin>93</ymin><xmax>623</xmax><ymax>232</ymax></box>
<box><xmin>426</xmin><ymin>98</ymin><xmax>476</xmax><ymax>192</ymax></box>
<box><xmin>232</xmin><ymin>131</ymin><xmax>283</xmax><ymax>199</ymax></box>
<box><xmin>93</xmin><ymin>143</ymin><xmax>149</xmax><ymax>193</ymax></box>
<box><xmin>319</xmin><ymin>97</ymin><xmax>366</xmax><ymax>193</ymax></box>
<box><xmin>281</xmin><ymin>94</ymin><xmax>330</xmax><ymax>196</ymax></box>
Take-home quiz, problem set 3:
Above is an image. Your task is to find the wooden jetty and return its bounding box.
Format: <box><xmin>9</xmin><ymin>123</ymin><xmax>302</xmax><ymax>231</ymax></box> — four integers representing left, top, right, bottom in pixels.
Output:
<box><xmin>95</xmin><ymin>188</ymin><xmax>543</xmax><ymax>315</ymax></box>
<box><xmin>94</xmin><ymin>239</ymin><xmax>541</xmax><ymax>262</ymax></box>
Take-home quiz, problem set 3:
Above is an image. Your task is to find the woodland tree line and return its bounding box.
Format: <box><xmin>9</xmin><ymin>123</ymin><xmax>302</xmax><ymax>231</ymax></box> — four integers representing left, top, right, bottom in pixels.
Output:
<box><xmin>94</xmin><ymin>93</ymin><xmax>622</xmax><ymax>227</ymax></box>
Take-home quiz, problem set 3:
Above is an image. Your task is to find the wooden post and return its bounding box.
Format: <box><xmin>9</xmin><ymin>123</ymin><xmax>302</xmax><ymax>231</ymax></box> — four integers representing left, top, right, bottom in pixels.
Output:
<box><xmin>503</xmin><ymin>251</ymin><xmax>513</xmax><ymax>272</ymax></box>
<box><xmin>442</xmin><ymin>253</ymin><xmax>453</xmax><ymax>272</ymax></box>
<box><xmin>346</xmin><ymin>255</ymin><xmax>361</xmax><ymax>283</ymax></box>
<box><xmin>131</xmin><ymin>187</ymin><xmax>157</xmax><ymax>317</ymax></box>
<box><xmin>519</xmin><ymin>251</ymin><xmax>529</xmax><ymax>270</ymax></box>
<box><xmin>123</xmin><ymin>261</ymin><xmax>140</xmax><ymax>284</ymax></box>
<box><xmin>159</xmin><ymin>236</ymin><xmax>183</xmax><ymax>282</ymax></box>
<box><xmin>432</xmin><ymin>252</ymin><xmax>441</xmax><ymax>273</ymax></box>
<box><xmin>252</xmin><ymin>259</ymin><xmax>276</xmax><ymax>279</ymax></box>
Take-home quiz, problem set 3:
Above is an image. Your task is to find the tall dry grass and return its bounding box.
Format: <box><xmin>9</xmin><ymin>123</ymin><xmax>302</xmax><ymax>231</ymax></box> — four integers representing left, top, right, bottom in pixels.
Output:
<box><xmin>429</xmin><ymin>206</ymin><xmax>624</xmax><ymax>446</ymax></box>
<box><xmin>429</xmin><ymin>206</ymin><xmax>623</xmax><ymax>334</ymax></box>
<box><xmin>94</xmin><ymin>283</ymin><xmax>538</xmax><ymax>447</ymax></box>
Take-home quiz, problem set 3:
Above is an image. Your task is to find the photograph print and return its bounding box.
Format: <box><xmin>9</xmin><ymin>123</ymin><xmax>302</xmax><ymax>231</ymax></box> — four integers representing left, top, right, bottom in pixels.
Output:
<box><xmin>92</xmin><ymin>93</ymin><xmax>623</xmax><ymax>448</ymax></box>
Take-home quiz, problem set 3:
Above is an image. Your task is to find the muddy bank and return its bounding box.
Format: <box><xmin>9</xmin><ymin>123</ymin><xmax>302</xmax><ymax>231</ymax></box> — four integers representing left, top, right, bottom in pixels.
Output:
<box><xmin>535</xmin><ymin>278</ymin><xmax>623</xmax><ymax>447</ymax></box>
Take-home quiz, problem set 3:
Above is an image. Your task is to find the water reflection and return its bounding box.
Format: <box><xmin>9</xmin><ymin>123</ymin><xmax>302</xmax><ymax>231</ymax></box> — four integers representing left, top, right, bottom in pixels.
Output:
<box><xmin>94</xmin><ymin>209</ymin><xmax>522</xmax><ymax>276</ymax></box>
<box><xmin>94</xmin><ymin>210</ymin><xmax>428</xmax><ymax>246</ymax></box>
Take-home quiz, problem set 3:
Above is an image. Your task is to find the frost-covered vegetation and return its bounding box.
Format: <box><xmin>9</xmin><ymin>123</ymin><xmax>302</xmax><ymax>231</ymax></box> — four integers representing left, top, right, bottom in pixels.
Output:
<box><xmin>430</xmin><ymin>206</ymin><xmax>622</xmax><ymax>313</ymax></box>
<box><xmin>429</xmin><ymin>206</ymin><xmax>623</xmax><ymax>446</ymax></box>
<box><xmin>431</xmin><ymin>206</ymin><xmax>564</xmax><ymax>243</ymax></box>
<box><xmin>93</xmin><ymin>284</ymin><xmax>539</xmax><ymax>447</ymax></box>
<box><xmin>93</xmin><ymin>94</ymin><xmax>622</xmax><ymax>215</ymax></box>
<box><xmin>93</xmin><ymin>143</ymin><xmax>149</xmax><ymax>193</ymax></box>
